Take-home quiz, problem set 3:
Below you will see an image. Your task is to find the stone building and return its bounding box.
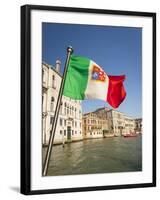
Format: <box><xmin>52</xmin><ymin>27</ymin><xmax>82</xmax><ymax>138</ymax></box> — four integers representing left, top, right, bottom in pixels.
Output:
<box><xmin>93</xmin><ymin>108</ymin><xmax>136</xmax><ymax>136</ymax></box>
<box><xmin>107</xmin><ymin>109</ymin><xmax>135</xmax><ymax>136</ymax></box>
<box><xmin>135</xmin><ymin>118</ymin><xmax>142</xmax><ymax>133</ymax></box>
<box><xmin>82</xmin><ymin>112</ymin><xmax>108</xmax><ymax>139</ymax></box>
<box><xmin>42</xmin><ymin>61</ymin><xmax>83</xmax><ymax>145</ymax></box>
<box><xmin>93</xmin><ymin>107</ymin><xmax>114</xmax><ymax>137</ymax></box>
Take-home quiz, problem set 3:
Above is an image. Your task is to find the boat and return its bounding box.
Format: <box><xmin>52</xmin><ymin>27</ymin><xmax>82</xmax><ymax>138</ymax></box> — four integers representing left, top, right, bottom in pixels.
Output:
<box><xmin>123</xmin><ymin>132</ymin><xmax>138</xmax><ymax>138</ymax></box>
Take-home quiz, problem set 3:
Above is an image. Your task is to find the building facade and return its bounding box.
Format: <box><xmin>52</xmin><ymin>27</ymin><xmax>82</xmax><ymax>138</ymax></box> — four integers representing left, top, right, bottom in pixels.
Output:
<box><xmin>93</xmin><ymin>108</ymin><xmax>136</xmax><ymax>136</ymax></box>
<box><xmin>93</xmin><ymin>107</ymin><xmax>114</xmax><ymax>137</ymax></box>
<box><xmin>42</xmin><ymin>61</ymin><xmax>83</xmax><ymax>145</ymax></box>
<box><xmin>82</xmin><ymin>112</ymin><xmax>108</xmax><ymax>139</ymax></box>
<box><xmin>135</xmin><ymin>118</ymin><xmax>142</xmax><ymax>133</ymax></box>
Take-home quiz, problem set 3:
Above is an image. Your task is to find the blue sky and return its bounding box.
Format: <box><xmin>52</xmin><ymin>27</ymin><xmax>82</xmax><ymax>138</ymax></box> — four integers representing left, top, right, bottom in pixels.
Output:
<box><xmin>42</xmin><ymin>23</ymin><xmax>142</xmax><ymax>118</ymax></box>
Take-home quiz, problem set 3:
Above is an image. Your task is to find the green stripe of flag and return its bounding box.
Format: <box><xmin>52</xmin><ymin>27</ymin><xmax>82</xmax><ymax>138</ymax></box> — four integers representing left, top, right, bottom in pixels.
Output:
<box><xmin>63</xmin><ymin>55</ymin><xmax>90</xmax><ymax>99</ymax></box>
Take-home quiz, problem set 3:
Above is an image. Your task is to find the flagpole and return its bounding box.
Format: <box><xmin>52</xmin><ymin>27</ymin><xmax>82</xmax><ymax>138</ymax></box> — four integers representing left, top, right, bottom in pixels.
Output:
<box><xmin>42</xmin><ymin>46</ymin><xmax>73</xmax><ymax>176</ymax></box>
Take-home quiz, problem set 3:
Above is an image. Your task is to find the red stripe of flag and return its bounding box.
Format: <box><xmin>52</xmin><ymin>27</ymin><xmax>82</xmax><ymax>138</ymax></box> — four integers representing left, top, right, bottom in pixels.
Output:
<box><xmin>107</xmin><ymin>75</ymin><xmax>126</xmax><ymax>108</ymax></box>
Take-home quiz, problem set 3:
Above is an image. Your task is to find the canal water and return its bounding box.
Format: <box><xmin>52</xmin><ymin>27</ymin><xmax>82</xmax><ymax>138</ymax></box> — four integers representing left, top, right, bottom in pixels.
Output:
<box><xmin>43</xmin><ymin>135</ymin><xmax>142</xmax><ymax>176</ymax></box>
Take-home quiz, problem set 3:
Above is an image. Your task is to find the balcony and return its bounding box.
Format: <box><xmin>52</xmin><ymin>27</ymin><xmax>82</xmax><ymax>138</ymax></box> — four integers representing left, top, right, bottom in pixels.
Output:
<box><xmin>67</xmin><ymin>114</ymin><xmax>74</xmax><ymax>121</ymax></box>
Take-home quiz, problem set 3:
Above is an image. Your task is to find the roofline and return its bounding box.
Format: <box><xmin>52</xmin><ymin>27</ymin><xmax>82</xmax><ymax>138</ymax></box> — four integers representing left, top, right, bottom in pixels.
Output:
<box><xmin>135</xmin><ymin>118</ymin><xmax>142</xmax><ymax>120</ymax></box>
<box><xmin>83</xmin><ymin>107</ymin><xmax>141</xmax><ymax>119</ymax></box>
<box><xmin>42</xmin><ymin>61</ymin><xmax>62</xmax><ymax>78</ymax></box>
<box><xmin>83</xmin><ymin>112</ymin><xmax>93</xmax><ymax>116</ymax></box>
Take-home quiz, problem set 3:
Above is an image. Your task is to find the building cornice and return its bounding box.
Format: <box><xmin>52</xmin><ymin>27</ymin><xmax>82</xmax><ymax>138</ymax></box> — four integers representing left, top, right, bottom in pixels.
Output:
<box><xmin>83</xmin><ymin>107</ymin><xmax>140</xmax><ymax>120</ymax></box>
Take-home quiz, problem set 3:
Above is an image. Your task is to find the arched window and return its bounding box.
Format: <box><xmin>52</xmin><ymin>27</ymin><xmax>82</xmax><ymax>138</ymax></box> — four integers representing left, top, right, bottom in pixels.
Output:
<box><xmin>75</xmin><ymin>108</ymin><xmax>76</xmax><ymax>117</ymax></box>
<box><xmin>50</xmin><ymin>97</ymin><xmax>54</xmax><ymax>111</ymax></box>
<box><xmin>72</xmin><ymin>106</ymin><xmax>74</xmax><ymax>116</ymax></box>
<box><xmin>59</xmin><ymin>118</ymin><xmax>63</xmax><ymax>126</ymax></box>
<box><xmin>67</xmin><ymin>104</ymin><xmax>69</xmax><ymax>115</ymax></box>
<box><xmin>42</xmin><ymin>94</ymin><xmax>44</xmax><ymax>106</ymax></box>
<box><xmin>64</xmin><ymin>102</ymin><xmax>67</xmax><ymax>115</ymax></box>
<box><xmin>52</xmin><ymin>75</ymin><xmax>55</xmax><ymax>88</ymax></box>
<box><xmin>75</xmin><ymin>121</ymin><xmax>77</xmax><ymax>127</ymax></box>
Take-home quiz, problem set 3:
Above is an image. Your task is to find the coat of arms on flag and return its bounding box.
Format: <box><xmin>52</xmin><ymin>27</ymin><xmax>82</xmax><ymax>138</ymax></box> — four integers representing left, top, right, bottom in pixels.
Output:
<box><xmin>91</xmin><ymin>65</ymin><xmax>106</xmax><ymax>82</ymax></box>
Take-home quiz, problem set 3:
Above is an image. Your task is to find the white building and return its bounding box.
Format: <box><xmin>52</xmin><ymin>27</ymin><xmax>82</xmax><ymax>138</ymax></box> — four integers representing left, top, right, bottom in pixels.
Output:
<box><xmin>42</xmin><ymin>61</ymin><xmax>83</xmax><ymax>145</ymax></box>
<box><xmin>106</xmin><ymin>109</ymin><xmax>136</xmax><ymax>136</ymax></box>
<box><xmin>93</xmin><ymin>108</ymin><xmax>136</xmax><ymax>136</ymax></box>
<box><xmin>135</xmin><ymin>118</ymin><xmax>142</xmax><ymax>133</ymax></box>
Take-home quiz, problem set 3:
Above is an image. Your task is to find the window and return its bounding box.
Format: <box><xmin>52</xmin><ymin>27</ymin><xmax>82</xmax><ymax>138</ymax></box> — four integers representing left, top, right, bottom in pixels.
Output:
<box><xmin>60</xmin><ymin>118</ymin><xmax>63</xmax><ymax>126</ymax></box>
<box><xmin>64</xmin><ymin>102</ymin><xmax>67</xmax><ymax>115</ymax></box>
<box><xmin>75</xmin><ymin>108</ymin><xmax>76</xmax><ymax>117</ymax></box>
<box><xmin>60</xmin><ymin>130</ymin><xmax>62</xmax><ymax>135</ymax></box>
<box><xmin>42</xmin><ymin>94</ymin><xmax>44</xmax><ymax>106</ymax></box>
<box><xmin>72</xmin><ymin>130</ymin><xmax>74</xmax><ymax>135</ymax></box>
<box><xmin>42</xmin><ymin>69</ymin><xmax>45</xmax><ymax>83</ymax></box>
<box><xmin>75</xmin><ymin>121</ymin><xmax>77</xmax><ymax>127</ymax></box>
<box><xmin>64</xmin><ymin>130</ymin><xmax>66</xmax><ymax>136</ymax></box>
<box><xmin>67</xmin><ymin>104</ymin><xmax>69</xmax><ymax>115</ymax></box>
<box><xmin>64</xmin><ymin>119</ymin><xmax>66</xmax><ymax>126</ymax></box>
<box><xmin>52</xmin><ymin>75</ymin><xmax>55</xmax><ymax>88</ymax></box>
<box><xmin>72</xmin><ymin>106</ymin><xmax>74</xmax><ymax>116</ymax></box>
<box><xmin>50</xmin><ymin>116</ymin><xmax>54</xmax><ymax>124</ymax></box>
<box><xmin>50</xmin><ymin>97</ymin><xmax>54</xmax><ymax>111</ymax></box>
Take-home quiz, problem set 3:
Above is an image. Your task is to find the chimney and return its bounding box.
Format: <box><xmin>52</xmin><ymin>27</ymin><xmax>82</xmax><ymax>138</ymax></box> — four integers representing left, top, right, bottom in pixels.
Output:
<box><xmin>55</xmin><ymin>59</ymin><xmax>61</xmax><ymax>73</ymax></box>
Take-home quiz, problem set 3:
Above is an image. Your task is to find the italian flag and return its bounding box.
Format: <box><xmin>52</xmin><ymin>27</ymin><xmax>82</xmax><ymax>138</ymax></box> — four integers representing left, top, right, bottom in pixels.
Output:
<box><xmin>63</xmin><ymin>55</ymin><xmax>126</xmax><ymax>108</ymax></box>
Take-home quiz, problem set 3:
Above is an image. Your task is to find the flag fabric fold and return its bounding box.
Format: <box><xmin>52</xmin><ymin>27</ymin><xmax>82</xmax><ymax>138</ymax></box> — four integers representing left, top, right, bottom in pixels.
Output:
<box><xmin>63</xmin><ymin>55</ymin><xmax>126</xmax><ymax>108</ymax></box>
<box><xmin>107</xmin><ymin>75</ymin><xmax>126</xmax><ymax>108</ymax></box>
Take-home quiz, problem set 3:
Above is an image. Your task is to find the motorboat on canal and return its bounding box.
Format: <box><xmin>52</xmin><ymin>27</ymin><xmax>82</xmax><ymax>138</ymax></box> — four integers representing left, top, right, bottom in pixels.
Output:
<box><xmin>123</xmin><ymin>132</ymin><xmax>138</xmax><ymax>138</ymax></box>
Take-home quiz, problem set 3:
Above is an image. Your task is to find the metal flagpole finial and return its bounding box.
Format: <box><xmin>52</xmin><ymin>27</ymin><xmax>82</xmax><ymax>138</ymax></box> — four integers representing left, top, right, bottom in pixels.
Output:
<box><xmin>67</xmin><ymin>46</ymin><xmax>73</xmax><ymax>54</ymax></box>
